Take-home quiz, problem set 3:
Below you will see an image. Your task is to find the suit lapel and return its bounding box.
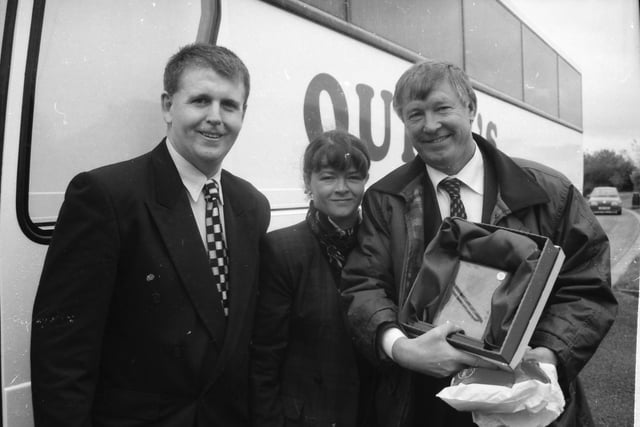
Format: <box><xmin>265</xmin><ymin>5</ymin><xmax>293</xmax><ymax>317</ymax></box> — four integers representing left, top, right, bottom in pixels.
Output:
<box><xmin>215</xmin><ymin>171</ymin><xmax>258</xmax><ymax>359</ymax></box>
<box><xmin>146</xmin><ymin>141</ymin><xmax>226</xmax><ymax>345</ymax></box>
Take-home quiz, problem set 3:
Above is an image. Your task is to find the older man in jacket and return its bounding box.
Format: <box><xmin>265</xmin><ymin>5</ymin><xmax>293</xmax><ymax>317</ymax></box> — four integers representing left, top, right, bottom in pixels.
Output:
<box><xmin>341</xmin><ymin>60</ymin><xmax>617</xmax><ymax>427</ymax></box>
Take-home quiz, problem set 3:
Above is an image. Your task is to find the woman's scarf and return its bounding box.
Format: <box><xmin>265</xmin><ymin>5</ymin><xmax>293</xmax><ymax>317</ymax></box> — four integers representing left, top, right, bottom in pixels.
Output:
<box><xmin>306</xmin><ymin>201</ymin><xmax>360</xmax><ymax>284</ymax></box>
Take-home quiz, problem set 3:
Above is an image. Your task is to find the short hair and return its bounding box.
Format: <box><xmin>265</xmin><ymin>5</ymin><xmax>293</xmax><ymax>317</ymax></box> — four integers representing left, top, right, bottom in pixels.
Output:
<box><xmin>392</xmin><ymin>60</ymin><xmax>477</xmax><ymax>120</ymax></box>
<box><xmin>163</xmin><ymin>43</ymin><xmax>250</xmax><ymax>106</ymax></box>
<box><xmin>303</xmin><ymin>130</ymin><xmax>371</xmax><ymax>187</ymax></box>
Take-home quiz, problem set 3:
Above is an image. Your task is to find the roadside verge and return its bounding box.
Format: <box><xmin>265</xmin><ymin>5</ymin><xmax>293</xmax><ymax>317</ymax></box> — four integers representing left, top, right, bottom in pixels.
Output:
<box><xmin>612</xmin><ymin>208</ymin><xmax>640</xmax><ymax>292</ymax></box>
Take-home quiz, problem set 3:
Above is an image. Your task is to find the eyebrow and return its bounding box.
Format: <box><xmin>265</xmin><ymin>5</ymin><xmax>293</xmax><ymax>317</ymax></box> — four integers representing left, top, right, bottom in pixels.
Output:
<box><xmin>222</xmin><ymin>98</ymin><xmax>242</xmax><ymax>108</ymax></box>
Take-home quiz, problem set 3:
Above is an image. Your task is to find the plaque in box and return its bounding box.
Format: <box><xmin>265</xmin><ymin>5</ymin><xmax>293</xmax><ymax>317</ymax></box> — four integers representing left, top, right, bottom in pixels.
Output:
<box><xmin>432</xmin><ymin>261</ymin><xmax>510</xmax><ymax>342</ymax></box>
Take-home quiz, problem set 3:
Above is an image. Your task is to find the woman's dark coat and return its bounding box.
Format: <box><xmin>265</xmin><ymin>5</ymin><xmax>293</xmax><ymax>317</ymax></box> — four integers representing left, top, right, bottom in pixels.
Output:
<box><xmin>251</xmin><ymin>221</ymin><xmax>370</xmax><ymax>426</ymax></box>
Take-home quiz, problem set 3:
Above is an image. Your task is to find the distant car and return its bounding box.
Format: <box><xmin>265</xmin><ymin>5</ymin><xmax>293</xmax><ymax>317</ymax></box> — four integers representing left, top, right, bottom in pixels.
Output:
<box><xmin>588</xmin><ymin>186</ymin><xmax>623</xmax><ymax>215</ymax></box>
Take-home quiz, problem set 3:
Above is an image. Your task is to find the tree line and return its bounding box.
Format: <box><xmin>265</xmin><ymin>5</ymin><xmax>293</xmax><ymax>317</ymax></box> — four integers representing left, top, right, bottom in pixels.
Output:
<box><xmin>584</xmin><ymin>144</ymin><xmax>640</xmax><ymax>195</ymax></box>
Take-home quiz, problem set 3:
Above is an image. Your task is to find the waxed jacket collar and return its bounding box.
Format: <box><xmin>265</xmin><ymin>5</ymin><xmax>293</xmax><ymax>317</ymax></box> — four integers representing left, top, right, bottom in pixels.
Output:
<box><xmin>371</xmin><ymin>133</ymin><xmax>550</xmax><ymax>213</ymax></box>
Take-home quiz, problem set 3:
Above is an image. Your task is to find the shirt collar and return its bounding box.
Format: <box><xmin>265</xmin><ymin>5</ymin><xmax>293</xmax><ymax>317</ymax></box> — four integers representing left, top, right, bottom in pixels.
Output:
<box><xmin>166</xmin><ymin>138</ymin><xmax>223</xmax><ymax>205</ymax></box>
<box><xmin>425</xmin><ymin>144</ymin><xmax>484</xmax><ymax>196</ymax></box>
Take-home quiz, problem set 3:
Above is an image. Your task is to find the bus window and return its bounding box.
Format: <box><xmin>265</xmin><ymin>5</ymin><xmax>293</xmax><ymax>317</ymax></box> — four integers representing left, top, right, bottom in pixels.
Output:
<box><xmin>523</xmin><ymin>26</ymin><xmax>559</xmax><ymax>116</ymax></box>
<box><xmin>0</xmin><ymin>1</ymin><xmax>6</xmax><ymax>58</ymax></box>
<box><xmin>463</xmin><ymin>0</ymin><xmax>523</xmax><ymax>101</ymax></box>
<box><xmin>20</xmin><ymin>0</ymin><xmax>212</xmax><ymax>242</ymax></box>
<box><xmin>559</xmin><ymin>58</ymin><xmax>582</xmax><ymax>127</ymax></box>
<box><xmin>263</xmin><ymin>0</ymin><xmax>583</xmax><ymax>131</ymax></box>
<box><xmin>350</xmin><ymin>0</ymin><xmax>463</xmax><ymax>66</ymax></box>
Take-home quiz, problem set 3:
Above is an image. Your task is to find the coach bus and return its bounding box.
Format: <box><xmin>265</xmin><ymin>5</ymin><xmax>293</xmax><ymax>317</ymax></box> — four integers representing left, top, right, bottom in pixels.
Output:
<box><xmin>0</xmin><ymin>0</ymin><xmax>583</xmax><ymax>424</ymax></box>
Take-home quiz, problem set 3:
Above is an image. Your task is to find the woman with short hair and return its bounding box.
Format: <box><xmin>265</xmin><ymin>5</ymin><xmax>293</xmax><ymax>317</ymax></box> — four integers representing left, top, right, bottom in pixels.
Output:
<box><xmin>250</xmin><ymin>130</ymin><xmax>374</xmax><ymax>427</ymax></box>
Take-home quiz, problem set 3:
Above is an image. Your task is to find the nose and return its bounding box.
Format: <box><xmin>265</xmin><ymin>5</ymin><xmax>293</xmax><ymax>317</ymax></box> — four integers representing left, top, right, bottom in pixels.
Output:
<box><xmin>335</xmin><ymin>177</ymin><xmax>349</xmax><ymax>193</ymax></box>
<box><xmin>422</xmin><ymin>111</ymin><xmax>441</xmax><ymax>132</ymax></box>
<box><xmin>206</xmin><ymin>103</ymin><xmax>222</xmax><ymax>125</ymax></box>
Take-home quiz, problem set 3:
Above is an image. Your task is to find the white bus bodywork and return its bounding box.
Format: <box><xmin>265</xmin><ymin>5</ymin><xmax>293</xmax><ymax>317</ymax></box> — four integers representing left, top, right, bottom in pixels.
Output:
<box><xmin>0</xmin><ymin>0</ymin><xmax>582</xmax><ymax>424</ymax></box>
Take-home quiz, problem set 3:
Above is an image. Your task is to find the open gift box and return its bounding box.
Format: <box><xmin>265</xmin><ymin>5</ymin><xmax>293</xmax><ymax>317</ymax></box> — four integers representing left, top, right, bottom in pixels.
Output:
<box><xmin>399</xmin><ymin>218</ymin><xmax>565</xmax><ymax>370</ymax></box>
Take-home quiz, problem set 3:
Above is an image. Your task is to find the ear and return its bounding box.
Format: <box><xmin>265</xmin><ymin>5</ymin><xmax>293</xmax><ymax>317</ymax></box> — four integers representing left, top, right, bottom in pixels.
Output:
<box><xmin>161</xmin><ymin>92</ymin><xmax>173</xmax><ymax>124</ymax></box>
<box><xmin>467</xmin><ymin>101</ymin><xmax>477</xmax><ymax>123</ymax></box>
<box><xmin>303</xmin><ymin>175</ymin><xmax>312</xmax><ymax>197</ymax></box>
<box><xmin>364</xmin><ymin>173</ymin><xmax>370</xmax><ymax>184</ymax></box>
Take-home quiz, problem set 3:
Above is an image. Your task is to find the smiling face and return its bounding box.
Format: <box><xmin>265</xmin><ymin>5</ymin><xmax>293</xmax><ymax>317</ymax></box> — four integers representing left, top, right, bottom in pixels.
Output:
<box><xmin>401</xmin><ymin>78</ymin><xmax>477</xmax><ymax>175</ymax></box>
<box><xmin>307</xmin><ymin>166</ymin><xmax>368</xmax><ymax>229</ymax></box>
<box><xmin>161</xmin><ymin>66</ymin><xmax>246</xmax><ymax>177</ymax></box>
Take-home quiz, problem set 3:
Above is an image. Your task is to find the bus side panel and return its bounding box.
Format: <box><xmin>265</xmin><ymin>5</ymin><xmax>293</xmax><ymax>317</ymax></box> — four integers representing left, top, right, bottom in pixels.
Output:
<box><xmin>475</xmin><ymin>91</ymin><xmax>583</xmax><ymax>187</ymax></box>
<box><xmin>1</xmin><ymin>1</ymin><xmax>42</xmax><ymax>424</ymax></box>
<box><xmin>216</xmin><ymin>0</ymin><xmax>582</xmax><ymax>234</ymax></box>
<box><xmin>217</xmin><ymin>0</ymin><xmax>411</xmax><ymax>229</ymax></box>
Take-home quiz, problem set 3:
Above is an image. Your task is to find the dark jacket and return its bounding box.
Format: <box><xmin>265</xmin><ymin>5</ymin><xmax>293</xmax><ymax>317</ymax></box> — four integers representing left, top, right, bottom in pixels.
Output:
<box><xmin>31</xmin><ymin>141</ymin><xmax>271</xmax><ymax>427</ymax></box>
<box><xmin>251</xmin><ymin>220</ymin><xmax>372</xmax><ymax>427</ymax></box>
<box><xmin>341</xmin><ymin>134</ymin><xmax>617</xmax><ymax>427</ymax></box>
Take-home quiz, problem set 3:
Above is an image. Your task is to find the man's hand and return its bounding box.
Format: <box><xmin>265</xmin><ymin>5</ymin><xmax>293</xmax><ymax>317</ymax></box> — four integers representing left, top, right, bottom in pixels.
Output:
<box><xmin>524</xmin><ymin>346</ymin><xmax>558</xmax><ymax>366</ymax></box>
<box><xmin>391</xmin><ymin>322</ymin><xmax>494</xmax><ymax>377</ymax></box>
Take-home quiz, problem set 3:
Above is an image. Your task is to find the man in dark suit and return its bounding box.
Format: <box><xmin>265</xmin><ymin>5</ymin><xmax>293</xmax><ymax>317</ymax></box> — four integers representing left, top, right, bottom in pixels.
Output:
<box><xmin>30</xmin><ymin>43</ymin><xmax>270</xmax><ymax>427</ymax></box>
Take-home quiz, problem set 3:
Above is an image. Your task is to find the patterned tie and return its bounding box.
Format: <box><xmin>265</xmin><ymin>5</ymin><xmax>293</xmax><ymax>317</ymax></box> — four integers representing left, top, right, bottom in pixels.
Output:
<box><xmin>203</xmin><ymin>179</ymin><xmax>230</xmax><ymax>317</ymax></box>
<box><xmin>439</xmin><ymin>178</ymin><xmax>468</xmax><ymax>220</ymax></box>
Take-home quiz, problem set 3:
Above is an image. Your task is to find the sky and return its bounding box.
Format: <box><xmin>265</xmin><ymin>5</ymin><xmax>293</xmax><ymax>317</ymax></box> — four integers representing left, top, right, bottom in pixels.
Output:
<box><xmin>506</xmin><ymin>0</ymin><xmax>640</xmax><ymax>157</ymax></box>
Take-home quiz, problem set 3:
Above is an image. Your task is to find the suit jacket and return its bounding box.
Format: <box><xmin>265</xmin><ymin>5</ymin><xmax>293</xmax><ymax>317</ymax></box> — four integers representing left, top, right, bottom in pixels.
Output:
<box><xmin>250</xmin><ymin>220</ymin><xmax>366</xmax><ymax>427</ymax></box>
<box><xmin>30</xmin><ymin>140</ymin><xmax>271</xmax><ymax>427</ymax></box>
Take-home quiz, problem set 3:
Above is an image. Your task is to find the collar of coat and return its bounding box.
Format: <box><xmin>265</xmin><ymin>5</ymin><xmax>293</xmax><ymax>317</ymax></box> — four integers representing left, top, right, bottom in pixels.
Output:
<box><xmin>370</xmin><ymin>133</ymin><xmax>550</xmax><ymax>214</ymax></box>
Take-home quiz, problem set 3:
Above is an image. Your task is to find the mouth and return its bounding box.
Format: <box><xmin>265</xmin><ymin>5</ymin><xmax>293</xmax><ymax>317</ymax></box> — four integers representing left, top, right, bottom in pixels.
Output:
<box><xmin>198</xmin><ymin>130</ymin><xmax>224</xmax><ymax>140</ymax></box>
<box><xmin>424</xmin><ymin>134</ymin><xmax>450</xmax><ymax>144</ymax></box>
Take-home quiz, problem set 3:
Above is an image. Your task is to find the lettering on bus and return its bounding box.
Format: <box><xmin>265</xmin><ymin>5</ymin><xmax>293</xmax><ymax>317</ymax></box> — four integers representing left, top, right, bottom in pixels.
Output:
<box><xmin>476</xmin><ymin>113</ymin><xmax>498</xmax><ymax>147</ymax></box>
<box><xmin>303</xmin><ymin>73</ymin><xmax>393</xmax><ymax>161</ymax></box>
<box><xmin>304</xmin><ymin>73</ymin><xmax>498</xmax><ymax>163</ymax></box>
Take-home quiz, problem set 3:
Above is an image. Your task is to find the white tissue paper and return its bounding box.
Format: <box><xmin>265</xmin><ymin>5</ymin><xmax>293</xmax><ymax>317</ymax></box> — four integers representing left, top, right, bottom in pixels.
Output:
<box><xmin>436</xmin><ymin>360</ymin><xmax>564</xmax><ymax>427</ymax></box>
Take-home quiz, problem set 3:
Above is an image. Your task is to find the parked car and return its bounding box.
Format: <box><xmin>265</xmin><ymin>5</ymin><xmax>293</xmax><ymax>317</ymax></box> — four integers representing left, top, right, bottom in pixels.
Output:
<box><xmin>588</xmin><ymin>186</ymin><xmax>623</xmax><ymax>215</ymax></box>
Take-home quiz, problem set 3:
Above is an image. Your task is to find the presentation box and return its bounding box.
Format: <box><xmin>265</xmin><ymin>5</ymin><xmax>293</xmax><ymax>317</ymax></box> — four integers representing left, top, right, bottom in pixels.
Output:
<box><xmin>401</xmin><ymin>222</ymin><xmax>565</xmax><ymax>371</ymax></box>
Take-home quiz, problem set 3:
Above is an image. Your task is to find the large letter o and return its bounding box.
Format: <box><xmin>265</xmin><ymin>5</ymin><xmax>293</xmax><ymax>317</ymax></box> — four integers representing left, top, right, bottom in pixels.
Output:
<box><xmin>303</xmin><ymin>73</ymin><xmax>349</xmax><ymax>142</ymax></box>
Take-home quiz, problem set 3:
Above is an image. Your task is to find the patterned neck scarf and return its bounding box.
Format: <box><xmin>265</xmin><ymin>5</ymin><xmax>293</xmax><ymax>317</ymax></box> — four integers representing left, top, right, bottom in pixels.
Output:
<box><xmin>306</xmin><ymin>201</ymin><xmax>360</xmax><ymax>285</ymax></box>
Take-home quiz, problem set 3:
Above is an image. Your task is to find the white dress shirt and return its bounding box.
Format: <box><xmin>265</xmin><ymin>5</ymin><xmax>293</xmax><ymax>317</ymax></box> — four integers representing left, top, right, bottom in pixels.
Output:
<box><xmin>426</xmin><ymin>145</ymin><xmax>485</xmax><ymax>223</ymax></box>
<box><xmin>166</xmin><ymin>139</ymin><xmax>227</xmax><ymax>250</ymax></box>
